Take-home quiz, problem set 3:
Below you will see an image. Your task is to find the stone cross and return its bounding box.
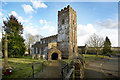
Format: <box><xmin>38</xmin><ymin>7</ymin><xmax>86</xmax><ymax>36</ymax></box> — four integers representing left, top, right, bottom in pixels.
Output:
<box><xmin>4</xmin><ymin>32</ymin><xmax>8</xmax><ymax>69</ymax></box>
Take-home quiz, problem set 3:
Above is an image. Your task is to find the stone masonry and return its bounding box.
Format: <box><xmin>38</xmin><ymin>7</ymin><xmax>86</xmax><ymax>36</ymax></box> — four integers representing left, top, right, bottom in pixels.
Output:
<box><xmin>32</xmin><ymin>5</ymin><xmax>78</xmax><ymax>60</ymax></box>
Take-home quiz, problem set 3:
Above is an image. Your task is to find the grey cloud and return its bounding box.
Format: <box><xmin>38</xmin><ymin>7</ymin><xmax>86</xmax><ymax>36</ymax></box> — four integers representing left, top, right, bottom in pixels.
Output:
<box><xmin>94</xmin><ymin>19</ymin><xmax>117</xmax><ymax>29</ymax></box>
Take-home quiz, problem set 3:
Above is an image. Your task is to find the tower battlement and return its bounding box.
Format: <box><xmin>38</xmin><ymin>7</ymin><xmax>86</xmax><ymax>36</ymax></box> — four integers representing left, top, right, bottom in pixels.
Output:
<box><xmin>58</xmin><ymin>5</ymin><xmax>76</xmax><ymax>15</ymax></box>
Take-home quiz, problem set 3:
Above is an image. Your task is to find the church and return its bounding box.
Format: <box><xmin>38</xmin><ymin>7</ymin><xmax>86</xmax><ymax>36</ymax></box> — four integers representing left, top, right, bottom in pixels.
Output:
<box><xmin>32</xmin><ymin>5</ymin><xmax>78</xmax><ymax>60</ymax></box>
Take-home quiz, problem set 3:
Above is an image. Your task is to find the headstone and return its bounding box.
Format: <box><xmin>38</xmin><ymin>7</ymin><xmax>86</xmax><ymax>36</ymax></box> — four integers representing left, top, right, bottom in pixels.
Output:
<box><xmin>43</xmin><ymin>54</ymin><xmax>46</xmax><ymax>59</ymax></box>
<box><xmin>37</xmin><ymin>54</ymin><xmax>40</xmax><ymax>60</ymax></box>
<box><xmin>32</xmin><ymin>54</ymin><xmax>35</xmax><ymax>59</ymax></box>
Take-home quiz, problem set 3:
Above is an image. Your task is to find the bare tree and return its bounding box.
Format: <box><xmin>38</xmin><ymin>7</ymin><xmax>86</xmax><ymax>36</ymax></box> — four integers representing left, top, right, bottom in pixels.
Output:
<box><xmin>34</xmin><ymin>35</ymin><xmax>43</xmax><ymax>42</ymax></box>
<box><xmin>25</xmin><ymin>33</ymin><xmax>43</xmax><ymax>54</ymax></box>
<box><xmin>25</xmin><ymin>33</ymin><xmax>35</xmax><ymax>54</ymax></box>
<box><xmin>85</xmin><ymin>33</ymin><xmax>104</xmax><ymax>55</ymax></box>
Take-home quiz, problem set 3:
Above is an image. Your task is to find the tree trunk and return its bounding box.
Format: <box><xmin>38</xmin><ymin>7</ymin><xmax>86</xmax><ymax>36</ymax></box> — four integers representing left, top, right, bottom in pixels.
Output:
<box><xmin>28</xmin><ymin>44</ymin><xmax>31</xmax><ymax>55</ymax></box>
<box><xmin>96</xmin><ymin>48</ymin><xmax>98</xmax><ymax>56</ymax></box>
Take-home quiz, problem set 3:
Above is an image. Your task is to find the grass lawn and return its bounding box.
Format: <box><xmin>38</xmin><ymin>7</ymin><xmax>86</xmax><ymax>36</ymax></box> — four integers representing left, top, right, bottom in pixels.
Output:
<box><xmin>2</xmin><ymin>56</ymin><xmax>47</xmax><ymax>78</ymax></box>
<box><xmin>83</xmin><ymin>54</ymin><xmax>111</xmax><ymax>63</ymax></box>
<box><xmin>59</xmin><ymin>54</ymin><xmax>111</xmax><ymax>67</ymax></box>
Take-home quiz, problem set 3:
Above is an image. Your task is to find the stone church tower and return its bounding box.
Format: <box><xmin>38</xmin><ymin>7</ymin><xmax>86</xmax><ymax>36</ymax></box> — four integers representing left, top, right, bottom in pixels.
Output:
<box><xmin>57</xmin><ymin>5</ymin><xmax>78</xmax><ymax>59</ymax></box>
<box><xmin>32</xmin><ymin>5</ymin><xmax>78</xmax><ymax>60</ymax></box>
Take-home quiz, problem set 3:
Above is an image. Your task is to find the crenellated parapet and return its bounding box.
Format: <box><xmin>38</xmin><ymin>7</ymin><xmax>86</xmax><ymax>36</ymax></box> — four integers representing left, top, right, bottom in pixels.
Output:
<box><xmin>58</xmin><ymin>5</ymin><xmax>76</xmax><ymax>15</ymax></box>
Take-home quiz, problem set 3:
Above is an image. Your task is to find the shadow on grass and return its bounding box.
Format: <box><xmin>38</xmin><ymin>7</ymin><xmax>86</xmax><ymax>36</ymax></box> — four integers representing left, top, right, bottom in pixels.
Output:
<box><xmin>2</xmin><ymin>61</ymin><xmax>43</xmax><ymax>79</ymax></box>
<box><xmin>84</xmin><ymin>68</ymin><xmax>106</xmax><ymax>79</ymax></box>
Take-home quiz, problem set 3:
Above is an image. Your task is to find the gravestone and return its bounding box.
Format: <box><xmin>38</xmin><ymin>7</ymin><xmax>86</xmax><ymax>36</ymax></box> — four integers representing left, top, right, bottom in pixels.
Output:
<box><xmin>32</xmin><ymin>54</ymin><xmax>35</xmax><ymax>59</ymax></box>
<box><xmin>37</xmin><ymin>54</ymin><xmax>40</xmax><ymax>60</ymax></box>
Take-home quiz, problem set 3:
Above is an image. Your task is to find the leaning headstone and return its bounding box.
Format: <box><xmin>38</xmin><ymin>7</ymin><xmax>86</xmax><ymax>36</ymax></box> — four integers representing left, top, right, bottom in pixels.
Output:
<box><xmin>32</xmin><ymin>54</ymin><xmax>35</xmax><ymax>59</ymax></box>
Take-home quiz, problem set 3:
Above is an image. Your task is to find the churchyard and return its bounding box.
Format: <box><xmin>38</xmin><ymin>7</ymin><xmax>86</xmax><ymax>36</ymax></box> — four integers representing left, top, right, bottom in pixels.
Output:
<box><xmin>1</xmin><ymin>54</ymin><xmax>114</xmax><ymax>79</ymax></box>
<box><xmin>0</xmin><ymin>2</ymin><xmax>119</xmax><ymax>79</ymax></box>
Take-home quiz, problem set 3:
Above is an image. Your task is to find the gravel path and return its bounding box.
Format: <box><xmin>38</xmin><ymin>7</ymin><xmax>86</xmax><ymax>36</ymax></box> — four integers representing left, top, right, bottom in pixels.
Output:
<box><xmin>34</xmin><ymin>60</ymin><xmax>62</xmax><ymax>78</ymax></box>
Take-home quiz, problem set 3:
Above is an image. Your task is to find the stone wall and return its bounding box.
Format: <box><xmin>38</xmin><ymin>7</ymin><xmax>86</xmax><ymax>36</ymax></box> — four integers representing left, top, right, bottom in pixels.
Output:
<box><xmin>68</xmin><ymin>5</ymin><xmax>77</xmax><ymax>58</ymax></box>
<box><xmin>48</xmin><ymin>42</ymin><xmax>57</xmax><ymax>49</ymax></box>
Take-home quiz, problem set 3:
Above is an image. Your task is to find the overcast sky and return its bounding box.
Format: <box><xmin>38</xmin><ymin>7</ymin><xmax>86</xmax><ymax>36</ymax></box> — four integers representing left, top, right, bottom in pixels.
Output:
<box><xmin>0</xmin><ymin>1</ymin><xmax>118</xmax><ymax>47</ymax></box>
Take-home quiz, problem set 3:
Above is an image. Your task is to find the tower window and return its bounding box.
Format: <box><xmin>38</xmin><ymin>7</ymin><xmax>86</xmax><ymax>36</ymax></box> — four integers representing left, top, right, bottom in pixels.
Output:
<box><xmin>73</xmin><ymin>20</ymin><xmax>74</xmax><ymax>25</ymax></box>
<box><xmin>73</xmin><ymin>47</ymin><xmax>74</xmax><ymax>53</ymax></box>
<box><xmin>62</xmin><ymin>19</ymin><xmax>64</xmax><ymax>24</ymax></box>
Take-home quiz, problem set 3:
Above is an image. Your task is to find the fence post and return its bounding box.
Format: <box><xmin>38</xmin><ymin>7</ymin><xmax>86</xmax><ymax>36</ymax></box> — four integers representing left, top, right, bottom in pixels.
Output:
<box><xmin>67</xmin><ymin>64</ymin><xmax>69</xmax><ymax>73</ymax></box>
<box><xmin>42</xmin><ymin>62</ymin><xmax>43</xmax><ymax>72</ymax></box>
<box><xmin>73</xmin><ymin>66</ymin><xmax>75</xmax><ymax>80</ymax></box>
<box><xmin>61</xmin><ymin>68</ymin><xmax>64</xmax><ymax>80</ymax></box>
<box><xmin>32</xmin><ymin>64</ymin><xmax>34</xmax><ymax>80</ymax></box>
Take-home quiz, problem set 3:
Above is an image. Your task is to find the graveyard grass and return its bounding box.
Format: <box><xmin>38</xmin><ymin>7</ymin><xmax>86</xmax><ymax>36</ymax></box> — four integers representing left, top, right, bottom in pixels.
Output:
<box><xmin>2</xmin><ymin>56</ymin><xmax>46</xmax><ymax>78</ymax></box>
<box><xmin>83</xmin><ymin>54</ymin><xmax>111</xmax><ymax>63</ymax></box>
<box><xmin>2</xmin><ymin>54</ymin><xmax>111</xmax><ymax>78</ymax></box>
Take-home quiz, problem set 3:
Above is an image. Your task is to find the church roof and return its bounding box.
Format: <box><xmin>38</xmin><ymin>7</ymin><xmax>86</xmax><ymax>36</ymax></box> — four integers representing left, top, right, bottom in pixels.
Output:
<box><xmin>41</xmin><ymin>34</ymin><xmax>58</xmax><ymax>41</ymax></box>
